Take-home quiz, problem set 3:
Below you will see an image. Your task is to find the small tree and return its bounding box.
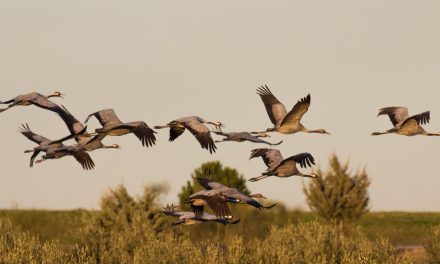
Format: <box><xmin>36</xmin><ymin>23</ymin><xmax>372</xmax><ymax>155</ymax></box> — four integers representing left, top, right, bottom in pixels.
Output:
<box><xmin>303</xmin><ymin>154</ymin><xmax>370</xmax><ymax>222</ymax></box>
<box><xmin>178</xmin><ymin>161</ymin><xmax>250</xmax><ymax>204</ymax></box>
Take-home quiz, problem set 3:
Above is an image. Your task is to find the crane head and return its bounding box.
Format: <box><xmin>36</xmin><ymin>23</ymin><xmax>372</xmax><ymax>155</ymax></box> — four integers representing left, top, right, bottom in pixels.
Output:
<box><xmin>50</xmin><ymin>91</ymin><xmax>65</xmax><ymax>98</ymax></box>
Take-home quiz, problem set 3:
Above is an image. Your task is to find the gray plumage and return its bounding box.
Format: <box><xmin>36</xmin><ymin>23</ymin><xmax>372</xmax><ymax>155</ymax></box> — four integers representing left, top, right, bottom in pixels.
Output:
<box><xmin>19</xmin><ymin>123</ymin><xmax>77</xmax><ymax>167</ymax></box>
<box><xmin>37</xmin><ymin>144</ymin><xmax>95</xmax><ymax>170</ymax></box>
<box><xmin>162</xmin><ymin>207</ymin><xmax>239</xmax><ymax>226</ymax></box>
<box><xmin>196</xmin><ymin>178</ymin><xmax>277</xmax><ymax>210</ymax></box>
<box><xmin>255</xmin><ymin>85</ymin><xmax>329</xmax><ymax>135</ymax></box>
<box><xmin>56</xmin><ymin>105</ymin><xmax>91</xmax><ymax>144</ymax></box>
<box><xmin>187</xmin><ymin>189</ymin><xmax>232</xmax><ymax>219</ymax></box>
<box><xmin>249</xmin><ymin>148</ymin><xmax>318</xmax><ymax>182</ymax></box>
<box><xmin>85</xmin><ymin>109</ymin><xmax>156</xmax><ymax>147</ymax></box>
<box><xmin>212</xmin><ymin>131</ymin><xmax>282</xmax><ymax>146</ymax></box>
<box><xmin>0</xmin><ymin>92</ymin><xmax>64</xmax><ymax>113</ymax></box>
<box><xmin>154</xmin><ymin>116</ymin><xmax>224</xmax><ymax>154</ymax></box>
<box><xmin>372</xmin><ymin>107</ymin><xmax>438</xmax><ymax>136</ymax></box>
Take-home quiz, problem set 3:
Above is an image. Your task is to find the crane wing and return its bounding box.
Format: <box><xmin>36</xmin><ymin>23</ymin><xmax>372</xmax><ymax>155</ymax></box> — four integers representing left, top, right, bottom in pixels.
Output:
<box><xmin>183</xmin><ymin>122</ymin><xmax>217</xmax><ymax>154</ymax></box>
<box><xmin>249</xmin><ymin>148</ymin><xmax>283</xmax><ymax>171</ymax></box>
<box><xmin>30</xmin><ymin>96</ymin><xmax>62</xmax><ymax>113</ymax></box>
<box><xmin>196</xmin><ymin>177</ymin><xmax>227</xmax><ymax>190</ymax></box>
<box><xmin>72</xmin><ymin>150</ymin><xmax>95</xmax><ymax>170</ymax></box>
<box><xmin>282</xmin><ymin>153</ymin><xmax>315</xmax><ymax>169</ymax></box>
<box><xmin>169</xmin><ymin>124</ymin><xmax>185</xmax><ymax>141</ymax></box>
<box><xmin>256</xmin><ymin>85</ymin><xmax>287</xmax><ymax>126</ymax></box>
<box><xmin>57</xmin><ymin>105</ymin><xmax>87</xmax><ymax>136</ymax></box>
<box><xmin>206</xmin><ymin>194</ymin><xmax>231</xmax><ymax>219</ymax></box>
<box><xmin>280</xmin><ymin>94</ymin><xmax>311</xmax><ymax>127</ymax></box>
<box><xmin>401</xmin><ymin>111</ymin><xmax>430</xmax><ymax>127</ymax></box>
<box><xmin>19</xmin><ymin>124</ymin><xmax>50</xmax><ymax>144</ymax></box>
<box><xmin>131</xmin><ymin>122</ymin><xmax>157</xmax><ymax>147</ymax></box>
<box><xmin>377</xmin><ymin>107</ymin><xmax>409</xmax><ymax>127</ymax></box>
<box><xmin>85</xmin><ymin>109</ymin><xmax>122</xmax><ymax>127</ymax></box>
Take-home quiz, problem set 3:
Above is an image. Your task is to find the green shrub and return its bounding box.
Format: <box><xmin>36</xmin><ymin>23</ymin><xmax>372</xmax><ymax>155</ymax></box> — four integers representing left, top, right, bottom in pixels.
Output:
<box><xmin>303</xmin><ymin>154</ymin><xmax>370</xmax><ymax>222</ymax></box>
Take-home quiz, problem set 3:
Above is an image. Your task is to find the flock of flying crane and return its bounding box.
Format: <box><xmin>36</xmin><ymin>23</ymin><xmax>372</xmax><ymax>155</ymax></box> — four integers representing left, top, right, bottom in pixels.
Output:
<box><xmin>1</xmin><ymin>85</ymin><xmax>439</xmax><ymax>226</ymax></box>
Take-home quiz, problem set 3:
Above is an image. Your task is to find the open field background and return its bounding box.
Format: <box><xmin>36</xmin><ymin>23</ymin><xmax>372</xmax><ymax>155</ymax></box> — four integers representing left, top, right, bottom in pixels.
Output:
<box><xmin>1</xmin><ymin>209</ymin><xmax>439</xmax><ymax>247</ymax></box>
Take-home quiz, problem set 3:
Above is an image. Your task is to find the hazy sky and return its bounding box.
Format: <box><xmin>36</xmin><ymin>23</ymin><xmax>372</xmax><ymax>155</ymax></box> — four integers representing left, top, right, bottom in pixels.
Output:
<box><xmin>1</xmin><ymin>1</ymin><xmax>439</xmax><ymax>211</ymax></box>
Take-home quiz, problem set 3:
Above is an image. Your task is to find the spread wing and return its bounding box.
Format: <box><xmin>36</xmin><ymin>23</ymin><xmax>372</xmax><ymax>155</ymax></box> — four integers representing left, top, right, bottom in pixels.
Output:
<box><xmin>190</xmin><ymin>204</ymin><xmax>205</xmax><ymax>219</ymax></box>
<box><xmin>19</xmin><ymin>124</ymin><xmax>50</xmax><ymax>144</ymax></box>
<box><xmin>196</xmin><ymin>177</ymin><xmax>227</xmax><ymax>190</ymax></box>
<box><xmin>401</xmin><ymin>111</ymin><xmax>430</xmax><ymax>127</ymax></box>
<box><xmin>85</xmin><ymin>109</ymin><xmax>122</xmax><ymax>127</ymax></box>
<box><xmin>131</xmin><ymin>122</ymin><xmax>157</xmax><ymax>147</ymax></box>
<box><xmin>72</xmin><ymin>150</ymin><xmax>95</xmax><ymax>170</ymax></box>
<box><xmin>282</xmin><ymin>153</ymin><xmax>315</xmax><ymax>169</ymax></box>
<box><xmin>280</xmin><ymin>94</ymin><xmax>311</xmax><ymax>127</ymax></box>
<box><xmin>57</xmin><ymin>105</ymin><xmax>87</xmax><ymax>136</ymax></box>
<box><xmin>206</xmin><ymin>194</ymin><xmax>231</xmax><ymax>218</ymax></box>
<box><xmin>256</xmin><ymin>85</ymin><xmax>287</xmax><ymax>126</ymax></box>
<box><xmin>29</xmin><ymin>96</ymin><xmax>63</xmax><ymax>113</ymax></box>
<box><xmin>183</xmin><ymin>122</ymin><xmax>217</xmax><ymax>154</ymax></box>
<box><xmin>169</xmin><ymin>124</ymin><xmax>186</xmax><ymax>142</ymax></box>
<box><xmin>377</xmin><ymin>107</ymin><xmax>409</xmax><ymax>128</ymax></box>
<box><xmin>249</xmin><ymin>148</ymin><xmax>283</xmax><ymax>171</ymax></box>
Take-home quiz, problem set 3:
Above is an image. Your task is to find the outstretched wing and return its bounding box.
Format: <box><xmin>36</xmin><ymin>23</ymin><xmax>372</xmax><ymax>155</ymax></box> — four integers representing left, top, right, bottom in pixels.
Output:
<box><xmin>169</xmin><ymin>123</ymin><xmax>186</xmax><ymax>142</ymax></box>
<box><xmin>280</xmin><ymin>94</ymin><xmax>311</xmax><ymax>127</ymax></box>
<box><xmin>377</xmin><ymin>107</ymin><xmax>409</xmax><ymax>128</ymax></box>
<box><xmin>196</xmin><ymin>177</ymin><xmax>227</xmax><ymax>190</ymax></box>
<box><xmin>402</xmin><ymin>111</ymin><xmax>430</xmax><ymax>127</ymax></box>
<box><xmin>256</xmin><ymin>85</ymin><xmax>287</xmax><ymax>126</ymax></box>
<box><xmin>19</xmin><ymin>123</ymin><xmax>50</xmax><ymax>144</ymax></box>
<box><xmin>85</xmin><ymin>109</ymin><xmax>122</xmax><ymax>127</ymax></box>
<box><xmin>72</xmin><ymin>150</ymin><xmax>95</xmax><ymax>170</ymax></box>
<box><xmin>183</xmin><ymin>122</ymin><xmax>217</xmax><ymax>154</ymax></box>
<box><xmin>190</xmin><ymin>204</ymin><xmax>205</xmax><ymax>219</ymax></box>
<box><xmin>30</xmin><ymin>96</ymin><xmax>63</xmax><ymax>113</ymax></box>
<box><xmin>283</xmin><ymin>152</ymin><xmax>315</xmax><ymax>169</ymax></box>
<box><xmin>131</xmin><ymin>122</ymin><xmax>157</xmax><ymax>147</ymax></box>
<box><xmin>206</xmin><ymin>194</ymin><xmax>231</xmax><ymax>219</ymax></box>
<box><xmin>249</xmin><ymin>148</ymin><xmax>283</xmax><ymax>171</ymax></box>
<box><xmin>57</xmin><ymin>105</ymin><xmax>87</xmax><ymax>136</ymax></box>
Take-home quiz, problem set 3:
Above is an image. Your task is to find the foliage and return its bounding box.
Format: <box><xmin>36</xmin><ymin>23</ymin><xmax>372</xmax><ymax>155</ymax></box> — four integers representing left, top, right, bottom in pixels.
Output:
<box><xmin>1</xmin><ymin>183</ymin><xmax>437</xmax><ymax>263</ymax></box>
<box><xmin>178</xmin><ymin>161</ymin><xmax>250</xmax><ymax>205</ymax></box>
<box><xmin>0</xmin><ymin>217</ymin><xmax>415</xmax><ymax>264</ymax></box>
<box><xmin>303</xmin><ymin>154</ymin><xmax>370</xmax><ymax>222</ymax></box>
<box><xmin>425</xmin><ymin>225</ymin><xmax>440</xmax><ymax>264</ymax></box>
<box><xmin>79</xmin><ymin>183</ymin><xmax>170</xmax><ymax>263</ymax></box>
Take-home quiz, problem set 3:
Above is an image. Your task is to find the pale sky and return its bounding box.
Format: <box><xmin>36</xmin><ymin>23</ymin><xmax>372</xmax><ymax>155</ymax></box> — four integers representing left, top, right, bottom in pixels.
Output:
<box><xmin>1</xmin><ymin>1</ymin><xmax>439</xmax><ymax>211</ymax></box>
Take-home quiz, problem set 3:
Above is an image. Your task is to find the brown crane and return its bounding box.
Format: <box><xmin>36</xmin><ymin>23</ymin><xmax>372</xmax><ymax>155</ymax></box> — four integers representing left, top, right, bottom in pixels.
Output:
<box><xmin>372</xmin><ymin>107</ymin><xmax>440</xmax><ymax>136</ymax></box>
<box><xmin>254</xmin><ymin>85</ymin><xmax>330</xmax><ymax>135</ymax></box>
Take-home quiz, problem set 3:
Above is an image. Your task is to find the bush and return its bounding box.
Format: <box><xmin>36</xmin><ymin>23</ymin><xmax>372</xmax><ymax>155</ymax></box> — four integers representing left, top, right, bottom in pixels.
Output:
<box><xmin>0</xmin><ymin>183</ymin><xmax>421</xmax><ymax>264</ymax></box>
<box><xmin>426</xmin><ymin>225</ymin><xmax>440</xmax><ymax>263</ymax></box>
<box><xmin>303</xmin><ymin>154</ymin><xmax>370</xmax><ymax>222</ymax></box>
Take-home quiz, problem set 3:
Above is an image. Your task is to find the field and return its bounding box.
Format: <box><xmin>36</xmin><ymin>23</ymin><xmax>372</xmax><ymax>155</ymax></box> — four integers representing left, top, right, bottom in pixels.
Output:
<box><xmin>1</xmin><ymin>184</ymin><xmax>439</xmax><ymax>263</ymax></box>
<box><xmin>1</xmin><ymin>209</ymin><xmax>439</xmax><ymax>262</ymax></box>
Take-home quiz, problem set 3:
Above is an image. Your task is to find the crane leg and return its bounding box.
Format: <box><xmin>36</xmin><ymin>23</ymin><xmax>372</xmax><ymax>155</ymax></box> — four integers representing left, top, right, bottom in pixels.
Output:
<box><xmin>249</xmin><ymin>175</ymin><xmax>270</xmax><ymax>182</ymax></box>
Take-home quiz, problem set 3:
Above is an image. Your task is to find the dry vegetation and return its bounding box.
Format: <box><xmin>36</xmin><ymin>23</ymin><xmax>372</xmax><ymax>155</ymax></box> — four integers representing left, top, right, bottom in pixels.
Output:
<box><xmin>1</xmin><ymin>183</ymin><xmax>439</xmax><ymax>264</ymax></box>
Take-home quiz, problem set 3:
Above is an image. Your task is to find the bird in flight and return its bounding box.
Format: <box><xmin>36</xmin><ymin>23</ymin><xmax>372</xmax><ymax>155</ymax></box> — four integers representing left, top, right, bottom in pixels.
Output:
<box><xmin>249</xmin><ymin>148</ymin><xmax>318</xmax><ymax>182</ymax></box>
<box><xmin>154</xmin><ymin>116</ymin><xmax>224</xmax><ymax>154</ymax></box>
<box><xmin>372</xmin><ymin>107</ymin><xmax>440</xmax><ymax>136</ymax></box>
<box><xmin>253</xmin><ymin>85</ymin><xmax>330</xmax><ymax>135</ymax></box>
